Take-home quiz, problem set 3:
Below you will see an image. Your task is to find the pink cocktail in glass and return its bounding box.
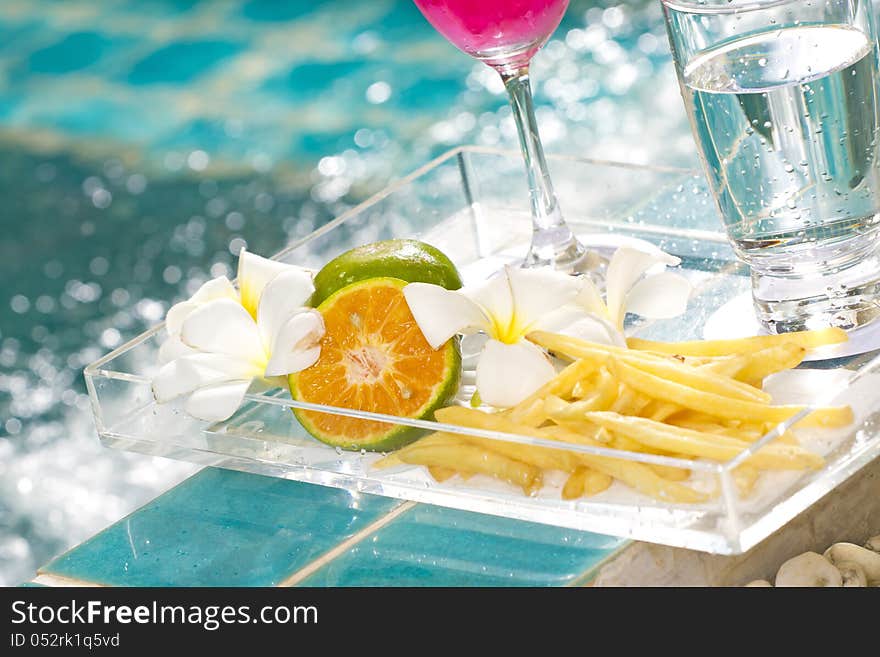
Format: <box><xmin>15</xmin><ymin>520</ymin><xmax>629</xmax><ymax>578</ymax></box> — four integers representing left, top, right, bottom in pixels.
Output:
<box><xmin>414</xmin><ymin>0</ymin><xmax>568</xmax><ymax>69</ymax></box>
<box><xmin>414</xmin><ymin>0</ymin><xmax>589</xmax><ymax>271</ymax></box>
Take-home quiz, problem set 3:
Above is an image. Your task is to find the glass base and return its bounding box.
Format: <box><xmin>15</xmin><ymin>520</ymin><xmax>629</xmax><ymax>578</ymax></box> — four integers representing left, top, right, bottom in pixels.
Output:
<box><xmin>522</xmin><ymin>227</ymin><xmax>590</xmax><ymax>272</ymax></box>
<box><xmin>521</xmin><ymin>205</ymin><xmax>606</xmax><ymax>275</ymax></box>
<box><xmin>752</xmin><ymin>250</ymin><xmax>880</xmax><ymax>333</ymax></box>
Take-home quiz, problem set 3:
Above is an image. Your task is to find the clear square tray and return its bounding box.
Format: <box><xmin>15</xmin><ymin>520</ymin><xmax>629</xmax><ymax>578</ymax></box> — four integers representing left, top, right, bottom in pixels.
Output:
<box><xmin>85</xmin><ymin>146</ymin><xmax>880</xmax><ymax>555</ymax></box>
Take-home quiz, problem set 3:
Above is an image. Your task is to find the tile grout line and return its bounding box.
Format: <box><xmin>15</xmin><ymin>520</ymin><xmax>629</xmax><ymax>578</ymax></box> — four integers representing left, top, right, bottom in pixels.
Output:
<box><xmin>277</xmin><ymin>500</ymin><xmax>418</xmax><ymax>587</ymax></box>
<box><xmin>564</xmin><ymin>542</ymin><xmax>632</xmax><ymax>587</ymax></box>
<box><xmin>32</xmin><ymin>573</ymin><xmax>106</xmax><ymax>587</ymax></box>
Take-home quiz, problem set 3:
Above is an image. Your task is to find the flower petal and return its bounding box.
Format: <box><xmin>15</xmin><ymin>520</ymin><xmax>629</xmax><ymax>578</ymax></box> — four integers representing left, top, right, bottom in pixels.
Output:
<box><xmin>264</xmin><ymin>310</ymin><xmax>325</xmax><ymax>376</ymax></box>
<box><xmin>475</xmin><ymin>339</ymin><xmax>556</xmax><ymax>408</ymax></box>
<box><xmin>166</xmin><ymin>277</ymin><xmax>238</xmax><ymax>335</ymax></box>
<box><xmin>191</xmin><ymin>275</ymin><xmax>238</xmax><ymax>304</ymax></box>
<box><xmin>558</xmin><ymin>313</ymin><xmax>627</xmax><ymax>347</ymax></box>
<box><xmin>606</xmin><ymin>247</ymin><xmax>681</xmax><ymax>328</ymax></box>
<box><xmin>532</xmin><ymin>306</ymin><xmax>625</xmax><ymax>347</ymax></box>
<box><xmin>575</xmin><ymin>277</ymin><xmax>609</xmax><ymax>318</ymax></box>
<box><xmin>165</xmin><ymin>300</ymin><xmax>199</xmax><ymax>336</ymax></box>
<box><xmin>184</xmin><ymin>379</ymin><xmax>252</xmax><ymax>422</ymax></box>
<box><xmin>403</xmin><ymin>283</ymin><xmax>490</xmax><ymax>349</ymax></box>
<box><xmin>257</xmin><ymin>268</ymin><xmax>316</xmax><ymax>350</ymax></box>
<box><xmin>625</xmin><ymin>272</ymin><xmax>692</xmax><ymax>320</ymax></box>
<box><xmin>506</xmin><ymin>266</ymin><xmax>584</xmax><ymax>335</ymax></box>
<box><xmin>152</xmin><ymin>353</ymin><xmax>257</xmax><ymax>403</ymax></box>
<box><xmin>157</xmin><ymin>335</ymin><xmax>197</xmax><ymax>364</ymax></box>
<box><xmin>237</xmin><ymin>248</ymin><xmax>292</xmax><ymax>317</ymax></box>
<box><xmin>461</xmin><ymin>269</ymin><xmax>515</xmax><ymax>339</ymax></box>
<box><xmin>179</xmin><ymin>298</ymin><xmax>262</xmax><ymax>361</ymax></box>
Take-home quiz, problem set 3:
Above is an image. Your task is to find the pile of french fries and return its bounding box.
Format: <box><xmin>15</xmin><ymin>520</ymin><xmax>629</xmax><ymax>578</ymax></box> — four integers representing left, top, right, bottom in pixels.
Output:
<box><xmin>374</xmin><ymin>327</ymin><xmax>854</xmax><ymax>504</ymax></box>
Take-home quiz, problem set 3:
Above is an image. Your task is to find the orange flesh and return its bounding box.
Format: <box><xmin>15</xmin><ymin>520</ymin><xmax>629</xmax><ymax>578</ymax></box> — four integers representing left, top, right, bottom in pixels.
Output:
<box><xmin>295</xmin><ymin>281</ymin><xmax>449</xmax><ymax>442</ymax></box>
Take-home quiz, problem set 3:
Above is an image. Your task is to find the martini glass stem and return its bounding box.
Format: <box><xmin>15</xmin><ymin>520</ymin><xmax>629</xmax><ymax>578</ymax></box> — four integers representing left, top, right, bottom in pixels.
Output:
<box><xmin>501</xmin><ymin>66</ymin><xmax>586</xmax><ymax>270</ymax></box>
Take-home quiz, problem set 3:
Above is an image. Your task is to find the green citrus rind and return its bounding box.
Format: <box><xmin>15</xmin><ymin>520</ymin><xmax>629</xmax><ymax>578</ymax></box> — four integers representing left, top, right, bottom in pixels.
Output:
<box><xmin>311</xmin><ymin>239</ymin><xmax>463</xmax><ymax>306</ymax></box>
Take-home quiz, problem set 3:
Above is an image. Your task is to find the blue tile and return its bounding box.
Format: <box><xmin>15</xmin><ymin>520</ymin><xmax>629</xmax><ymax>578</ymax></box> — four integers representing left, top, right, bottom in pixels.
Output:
<box><xmin>42</xmin><ymin>469</ymin><xmax>401</xmax><ymax>587</ymax></box>
<box><xmin>0</xmin><ymin>94</ymin><xmax>18</xmax><ymax>120</ymax></box>
<box><xmin>126</xmin><ymin>40</ymin><xmax>243</xmax><ymax>85</ymax></box>
<box><xmin>362</xmin><ymin>2</ymin><xmax>432</xmax><ymax>42</ymax></box>
<box><xmin>299</xmin><ymin>505</ymin><xmax>625</xmax><ymax>587</ymax></box>
<box><xmin>0</xmin><ymin>19</ymin><xmax>46</xmax><ymax>56</ymax></box>
<box><xmin>124</xmin><ymin>0</ymin><xmax>203</xmax><ymax>14</ymax></box>
<box><xmin>24</xmin><ymin>97</ymin><xmax>175</xmax><ymax>141</ymax></box>
<box><xmin>23</xmin><ymin>32</ymin><xmax>128</xmax><ymax>75</ymax></box>
<box><xmin>291</xmin><ymin>130</ymin><xmax>358</xmax><ymax>158</ymax></box>
<box><xmin>395</xmin><ymin>75</ymin><xmax>465</xmax><ymax>111</ymax></box>
<box><xmin>264</xmin><ymin>60</ymin><xmax>367</xmax><ymax>101</ymax></box>
<box><xmin>241</xmin><ymin>0</ymin><xmax>333</xmax><ymax>22</ymax></box>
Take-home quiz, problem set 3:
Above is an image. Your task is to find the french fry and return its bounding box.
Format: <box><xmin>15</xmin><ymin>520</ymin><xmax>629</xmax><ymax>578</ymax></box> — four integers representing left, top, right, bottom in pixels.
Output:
<box><xmin>583</xmin><ymin>469</ymin><xmax>614</xmax><ymax>495</ymax></box>
<box><xmin>507</xmin><ymin>398</ymin><xmax>547</xmax><ymax>427</ymax></box>
<box><xmin>562</xmin><ymin>467</ymin><xmax>613</xmax><ymax>499</ymax></box>
<box><xmin>543</xmin><ymin>388</ymin><xmax>619</xmax><ymax>423</ymax></box>
<box><xmin>628</xmin><ymin>355</ymin><xmax>772</xmax><ymax>403</ymax></box>
<box><xmin>436</xmin><ymin>405</ymin><xmax>708</xmax><ymax>503</ymax></box>
<box><xmin>570</xmin><ymin>369</ymin><xmax>600</xmax><ymax>399</ymax></box>
<box><xmin>569</xmin><ymin>368</ymin><xmax>619</xmax><ymax>409</ymax></box>
<box><xmin>562</xmin><ymin>468</ymin><xmax>586</xmax><ymax>500</ymax></box>
<box><xmin>427</xmin><ymin>466</ymin><xmax>457</xmax><ymax>483</ymax></box>
<box><xmin>534</xmin><ymin>415</ymin><xmax>692</xmax><ymax>484</ymax></box>
<box><xmin>542</xmin><ymin>395</ymin><xmax>570</xmax><ymax>418</ymax></box>
<box><xmin>571</xmin><ymin>379</ymin><xmax>592</xmax><ymax>399</ymax></box>
<box><xmin>625</xmin><ymin>327</ymin><xmax>847</xmax><ymax>357</ymax></box>
<box><xmin>609</xmin><ymin>385</ymin><xmax>651</xmax><ymax>415</ymax></box>
<box><xmin>537</xmin><ymin>425</ymin><xmax>709</xmax><ymax>503</ymax></box>
<box><xmin>670</xmin><ymin>416</ymin><xmax>799</xmax><ymax>445</ymax></box>
<box><xmin>697</xmin><ymin>355</ymin><xmax>750</xmax><ymax>377</ymax></box>
<box><xmin>641</xmin><ymin>400</ymin><xmax>681</xmax><ymax>422</ymax></box>
<box><xmin>605</xmin><ymin>433</ymin><xmax>693</xmax><ymax>480</ymax></box>
<box><xmin>399</xmin><ymin>444</ymin><xmax>542</xmax><ymax>495</ymax></box>
<box><xmin>732</xmin><ymin>465</ymin><xmax>760</xmax><ymax>497</ymax></box>
<box><xmin>735</xmin><ymin>344</ymin><xmax>807</xmax><ymax>386</ymax></box>
<box><xmin>584</xmin><ymin>411</ymin><xmax>824</xmax><ymax>470</ymax></box>
<box><xmin>377</xmin><ymin>325</ymin><xmax>854</xmax><ymax>504</ymax></box>
<box><xmin>697</xmin><ymin>345</ymin><xmax>805</xmax><ymax>388</ymax></box>
<box><xmin>529</xmin><ymin>330</ymin><xmax>771</xmax><ymax>403</ymax></box>
<box><xmin>373</xmin><ymin>432</ymin><xmax>467</xmax><ymax>469</ymax></box>
<box><xmin>433</xmin><ymin>409</ymin><xmax>585</xmax><ymax>472</ymax></box>
<box><xmin>608</xmin><ymin>358</ymin><xmax>852</xmax><ymax>428</ymax></box>
<box><xmin>651</xmin><ymin>465</ymin><xmax>691</xmax><ymax>481</ymax></box>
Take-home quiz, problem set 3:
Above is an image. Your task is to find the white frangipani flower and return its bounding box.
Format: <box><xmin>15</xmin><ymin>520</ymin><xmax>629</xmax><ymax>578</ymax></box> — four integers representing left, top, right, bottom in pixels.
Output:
<box><xmin>403</xmin><ymin>246</ymin><xmax>691</xmax><ymax>408</ymax></box>
<box><xmin>158</xmin><ymin>276</ymin><xmax>238</xmax><ymax>363</ymax></box>
<box><xmin>404</xmin><ymin>266</ymin><xmax>593</xmax><ymax>408</ymax></box>
<box><xmin>582</xmin><ymin>246</ymin><xmax>692</xmax><ymax>332</ymax></box>
<box><xmin>152</xmin><ymin>249</ymin><xmax>324</xmax><ymax>422</ymax></box>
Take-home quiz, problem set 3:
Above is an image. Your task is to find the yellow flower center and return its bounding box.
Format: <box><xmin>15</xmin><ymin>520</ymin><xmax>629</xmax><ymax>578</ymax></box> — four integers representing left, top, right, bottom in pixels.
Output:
<box><xmin>490</xmin><ymin>312</ymin><xmax>528</xmax><ymax>345</ymax></box>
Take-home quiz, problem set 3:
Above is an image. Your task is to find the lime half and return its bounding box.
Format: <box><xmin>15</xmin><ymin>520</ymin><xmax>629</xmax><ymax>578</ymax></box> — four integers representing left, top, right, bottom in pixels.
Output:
<box><xmin>290</xmin><ymin>277</ymin><xmax>461</xmax><ymax>451</ymax></box>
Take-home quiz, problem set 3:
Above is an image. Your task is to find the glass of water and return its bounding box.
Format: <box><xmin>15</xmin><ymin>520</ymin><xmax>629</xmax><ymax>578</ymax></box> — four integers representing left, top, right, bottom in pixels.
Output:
<box><xmin>662</xmin><ymin>0</ymin><xmax>880</xmax><ymax>333</ymax></box>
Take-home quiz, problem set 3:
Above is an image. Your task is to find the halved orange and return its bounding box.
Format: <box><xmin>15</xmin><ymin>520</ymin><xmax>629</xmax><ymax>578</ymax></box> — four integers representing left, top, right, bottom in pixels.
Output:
<box><xmin>288</xmin><ymin>277</ymin><xmax>461</xmax><ymax>451</ymax></box>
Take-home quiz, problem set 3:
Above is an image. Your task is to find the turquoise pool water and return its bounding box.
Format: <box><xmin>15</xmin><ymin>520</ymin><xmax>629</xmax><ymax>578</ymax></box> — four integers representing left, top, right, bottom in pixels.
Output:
<box><xmin>0</xmin><ymin>0</ymin><xmax>695</xmax><ymax>585</ymax></box>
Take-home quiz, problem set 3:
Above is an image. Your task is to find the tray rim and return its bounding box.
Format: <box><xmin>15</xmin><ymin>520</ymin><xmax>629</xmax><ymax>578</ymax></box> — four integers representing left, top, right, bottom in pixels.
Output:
<box><xmin>83</xmin><ymin>146</ymin><xmax>880</xmax><ymax>554</ymax></box>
